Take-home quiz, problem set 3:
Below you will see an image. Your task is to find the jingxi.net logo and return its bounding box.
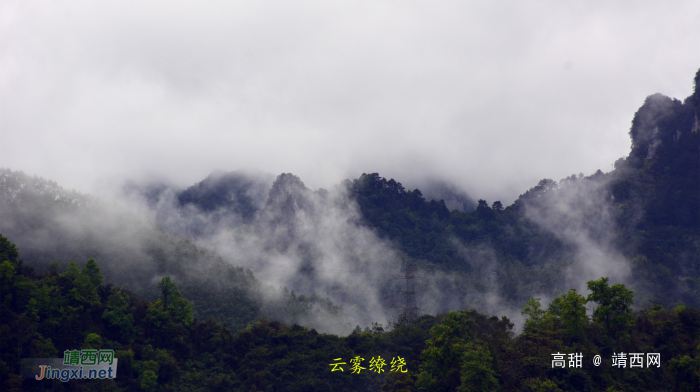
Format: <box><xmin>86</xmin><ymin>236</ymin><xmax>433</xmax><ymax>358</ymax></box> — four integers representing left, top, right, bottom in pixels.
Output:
<box><xmin>21</xmin><ymin>349</ymin><xmax>118</xmax><ymax>382</ymax></box>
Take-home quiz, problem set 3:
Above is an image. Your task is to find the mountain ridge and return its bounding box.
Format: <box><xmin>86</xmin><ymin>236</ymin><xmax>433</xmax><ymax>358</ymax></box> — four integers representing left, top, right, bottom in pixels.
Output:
<box><xmin>1</xmin><ymin>68</ymin><xmax>698</xmax><ymax>331</ymax></box>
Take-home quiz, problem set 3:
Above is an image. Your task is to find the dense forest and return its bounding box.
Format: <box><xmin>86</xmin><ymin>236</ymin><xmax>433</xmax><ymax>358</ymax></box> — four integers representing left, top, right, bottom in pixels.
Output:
<box><xmin>1</xmin><ymin>68</ymin><xmax>699</xmax><ymax>390</ymax></box>
<box><xmin>346</xmin><ymin>80</ymin><xmax>699</xmax><ymax>308</ymax></box>
<box><xmin>0</xmin><ymin>168</ymin><xmax>349</xmax><ymax>334</ymax></box>
<box><xmin>3</xmin><ymin>235</ymin><xmax>700</xmax><ymax>391</ymax></box>
<box><xmin>345</xmin><ymin>68</ymin><xmax>699</xmax><ymax>312</ymax></box>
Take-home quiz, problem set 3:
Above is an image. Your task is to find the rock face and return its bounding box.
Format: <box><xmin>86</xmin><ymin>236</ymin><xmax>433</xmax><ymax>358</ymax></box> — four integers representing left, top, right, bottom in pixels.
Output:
<box><xmin>616</xmin><ymin>69</ymin><xmax>699</xmax><ymax>230</ymax></box>
<box><xmin>257</xmin><ymin>173</ymin><xmax>316</xmax><ymax>251</ymax></box>
<box><xmin>627</xmin><ymin>70</ymin><xmax>700</xmax><ymax>170</ymax></box>
<box><xmin>628</xmin><ymin>93</ymin><xmax>679</xmax><ymax>162</ymax></box>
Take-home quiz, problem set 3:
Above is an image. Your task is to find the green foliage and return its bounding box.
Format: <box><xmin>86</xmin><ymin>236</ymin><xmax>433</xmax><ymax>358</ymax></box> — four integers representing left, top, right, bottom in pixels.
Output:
<box><xmin>68</xmin><ymin>269</ymin><xmax>100</xmax><ymax>308</ymax></box>
<box><xmin>522</xmin><ymin>297</ymin><xmax>546</xmax><ymax>331</ymax></box>
<box><xmin>0</xmin><ymin>259</ymin><xmax>15</xmax><ymax>306</ymax></box>
<box><xmin>30</xmin><ymin>333</ymin><xmax>57</xmax><ymax>358</ymax></box>
<box><xmin>102</xmin><ymin>288</ymin><xmax>135</xmax><ymax>338</ymax></box>
<box><xmin>0</xmin><ymin>170</ymin><xmax>275</xmax><ymax>333</ymax></box>
<box><xmin>0</xmin><ymin>240</ymin><xmax>433</xmax><ymax>390</ymax></box>
<box><xmin>82</xmin><ymin>333</ymin><xmax>102</xmax><ymax>349</ymax></box>
<box><xmin>156</xmin><ymin>276</ymin><xmax>194</xmax><ymax>326</ymax></box>
<box><xmin>417</xmin><ymin>310</ymin><xmax>479</xmax><ymax>391</ymax></box>
<box><xmin>458</xmin><ymin>343</ymin><xmax>499</xmax><ymax>392</ymax></box>
<box><xmin>63</xmin><ymin>261</ymin><xmax>80</xmax><ymax>281</ymax></box>
<box><xmin>344</xmin><ymin>75</ymin><xmax>699</xmax><ymax>312</ymax></box>
<box><xmin>382</xmin><ymin>371</ymin><xmax>415</xmax><ymax>391</ymax></box>
<box><xmin>549</xmin><ymin>289</ymin><xmax>588</xmax><ymax>341</ymax></box>
<box><xmin>2</xmin><ymin>67</ymin><xmax>700</xmax><ymax>388</ymax></box>
<box><xmin>1</xmin><ymin>235</ymin><xmax>699</xmax><ymax>392</ymax></box>
<box><xmin>525</xmin><ymin>378</ymin><xmax>562</xmax><ymax>392</ymax></box>
<box><xmin>140</xmin><ymin>369</ymin><xmax>158</xmax><ymax>392</ymax></box>
<box><xmin>669</xmin><ymin>354</ymin><xmax>700</xmax><ymax>392</ymax></box>
<box><xmin>82</xmin><ymin>258</ymin><xmax>102</xmax><ymax>288</ymax></box>
<box><xmin>0</xmin><ymin>234</ymin><xmax>19</xmax><ymax>265</ymax></box>
<box><xmin>586</xmin><ymin>277</ymin><xmax>634</xmax><ymax>341</ymax></box>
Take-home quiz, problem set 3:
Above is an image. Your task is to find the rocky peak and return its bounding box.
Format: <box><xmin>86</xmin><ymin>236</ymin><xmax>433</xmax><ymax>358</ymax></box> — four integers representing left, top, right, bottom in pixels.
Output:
<box><xmin>629</xmin><ymin>93</ymin><xmax>676</xmax><ymax>160</ymax></box>
<box><xmin>258</xmin><ymin>173</ymin><xmax>315</xmax><ymax>248</ymax></box>
<box><xmin>626</xmin><ymin>88</ymin><xmax>697</xmax><ymax>168</ymax></box>
<box><xmin>265</xmin><ymin>173</ymin><xmax>309</xmax><ymax>209</ymax></box>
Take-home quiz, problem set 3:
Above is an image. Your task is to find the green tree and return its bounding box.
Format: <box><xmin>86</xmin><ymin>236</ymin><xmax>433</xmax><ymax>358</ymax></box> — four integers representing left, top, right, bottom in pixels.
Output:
<box><xmin>30</xmin><ymin>334</ymin><xmax>57</xmax><ymax>358</ymax></box>
<box><xmin>82</xmin><ymin>258</ymin><xmax>103</xmax><ymax>288</ymax></box>
<box><xmin>458</xmin><ymin>343</ymin><xmax>499</xmax><ymax>392</ymax></box>
<box><xmin>554</xmin><ymin>289</ymin><xmax>587</xmax><ymax>341</ymax></box>
<box><xmin>82</xmin><ymin>333</ymin><xmax>102</xmax><ymax>349</ymax></box>
<box><xmin>586</xmin><ymin>277</ymin><xmax>634</xmax><ymax>342</ymax></box>
<box><xmin>154</xmin><ymin>277</ymin><xmax>193</xmax><ymax>326</ymax></box>
<box><xmin>521</xmin><ymin>297</ymin><xmax>546</xmax><ymax>331</ymax></box>
<box><xmin>669</xmin><ymin>354</ymin><xmax>700</xmax><ymax>392</ymax></box>
<box><xmin>102</xmin><ymin>288</ymin><xmax>135</xmax><ymax>338</ymax></box>
<box><xmin>417</xmin><ymin>311</ymin><xmax>475</xmax><ymax>392</ymax></box>
<box><xmin>0</xmin><ymin>234</ymin><xmax>19</xmax><ymax>265</ymax></box>
<box><xmin>140</xmin><ymin>370</ymin><xmax>158</xmax><ymax>392</ymax></box>
<box><xmin>491</xmin><ymin>201</ymin><xmax>504</xmax><ymax>212</ymax></box>
<box><xmin>63</xmin><ymin>261</ymin><xmax>80</xmax><ymax>280</ymax></box>
<box><xmin>1</xmin><ymin>259</ymin><xmax>15</xmax><ymax>306</ymax></box>
<box><xmin>67</xmin><ymin>270</ymin><xmax>99</xmax><ymax>308</ymax></box>
<box><xmin>382</xmin><ymin>371</ymin><xmax>415</xmax><ymax>392</ymax></box>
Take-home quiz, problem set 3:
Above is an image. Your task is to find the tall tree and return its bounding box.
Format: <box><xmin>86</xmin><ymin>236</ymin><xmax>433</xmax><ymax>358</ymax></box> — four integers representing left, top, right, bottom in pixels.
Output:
<box><xmin>586</xmin><ymin>277</ymin><xmax>634</xmax><ymax>342</ymax></box>
<box><xmin>156</xmin><ymin>276</ymin><xmax>194</xmax><ymax>326</ymax></box>
<box><xmin>521</xmin><ymin>296</ymin><xmax>546</xmax><ymax>331</ymax></box>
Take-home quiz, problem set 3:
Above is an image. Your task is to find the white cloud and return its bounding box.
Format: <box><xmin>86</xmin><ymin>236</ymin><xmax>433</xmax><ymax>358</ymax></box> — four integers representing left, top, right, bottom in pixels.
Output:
<box><xmin>1</xmin><ymin>0</ymin><xmax>698</xmax><ymax>203</ymax></box>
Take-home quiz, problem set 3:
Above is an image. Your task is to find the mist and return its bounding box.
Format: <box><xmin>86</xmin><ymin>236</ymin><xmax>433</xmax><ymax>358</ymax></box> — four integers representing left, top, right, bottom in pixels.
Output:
<box><xmin>2</xmin><ymin>1</ymin><xmax>699</xmax><ymax>206</ymax></box>
<box><xmin>122</xmin><ymin>171</ymin><xmax>422</xmax><ymax>332</ymax></box>
<box><xmin>0</xmin><ymin>166</ymin><xmax>531</xmax><ymax>333</ymax></box>
<box><xmin>0</xmin><ymin>142</ymin><xmax>678</xmax><ymax>335</ymax></box>
<box><xmin>117</xmin><ymin>166</ymin><xmax>639</xmax><ymax>333</ymax></box>
<box><xmin>2</xmin><ymin>1</ymin><xmax>698</xmax><ymax>335</ymax></box>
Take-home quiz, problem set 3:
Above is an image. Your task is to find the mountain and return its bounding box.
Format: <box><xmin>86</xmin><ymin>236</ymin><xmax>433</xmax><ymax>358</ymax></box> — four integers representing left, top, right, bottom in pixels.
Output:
<box><xmin>1</xmin><ymin>67</ymin><xmax>699</xmax><ymax>392</ymax></box>
<box><xmin>122</xmin><ymin>170</ymin><xmax>275</xmax><ymax>239</ymax></box>
<box><xmin>2</xmin><ymin>69</ymin><xmax>698</xmax><ymax>332</ymax></box>
<box><xmin>2</xmin><ymin>233</ymin><xmax>698</xmax><ymax>391</ymax></box>
<box><xmin>0</xmin><ymin>169</ymin><xmax>347</xmax><ymax>332</ymax></box>
<box><xmin>408</xmin><ymin>178</ymin><xmax>477</xmax><ymax>212</ymax></box>
<box><xmin>345</xmin><ymin>69</ymin><xmax>700</xmax><ymax>309</ymax></box>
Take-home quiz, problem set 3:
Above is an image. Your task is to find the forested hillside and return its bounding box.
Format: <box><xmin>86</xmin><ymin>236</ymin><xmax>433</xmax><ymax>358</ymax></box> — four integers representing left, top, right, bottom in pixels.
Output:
<box><xmin>346</xmin><ymin>69</ymin><xmax>700</xmax><ymax>310</ymax></box>
<box><xmin>2</xmin><ymin>70</ymin><xmax>699</xmax><ymax>332</ymax></box>
<box><xmin>119</xmin><ymin>69</ymin><xmax>700</xmax><ymax>319</ymax></box>
<box><xmin>1</xmin><ymin>69</ymin><xmax>699</xmax><ymax>390</ymax></box>
<box><xmin>0</xmin><ymin>169</ymin><xmax>347</xmax><ymax>333</ymax></box>
<box><xmin>3</xmin><ymin>236</ymin><xmax>700</xmax><ymax>391</ymax></box>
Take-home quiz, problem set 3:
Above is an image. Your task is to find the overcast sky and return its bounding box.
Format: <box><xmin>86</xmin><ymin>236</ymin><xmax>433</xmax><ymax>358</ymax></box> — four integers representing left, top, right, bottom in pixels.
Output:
<box><xmin>1</xmin><ymin>1</ymin><xmax>699</xmax><ymax>204</ymax></box>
